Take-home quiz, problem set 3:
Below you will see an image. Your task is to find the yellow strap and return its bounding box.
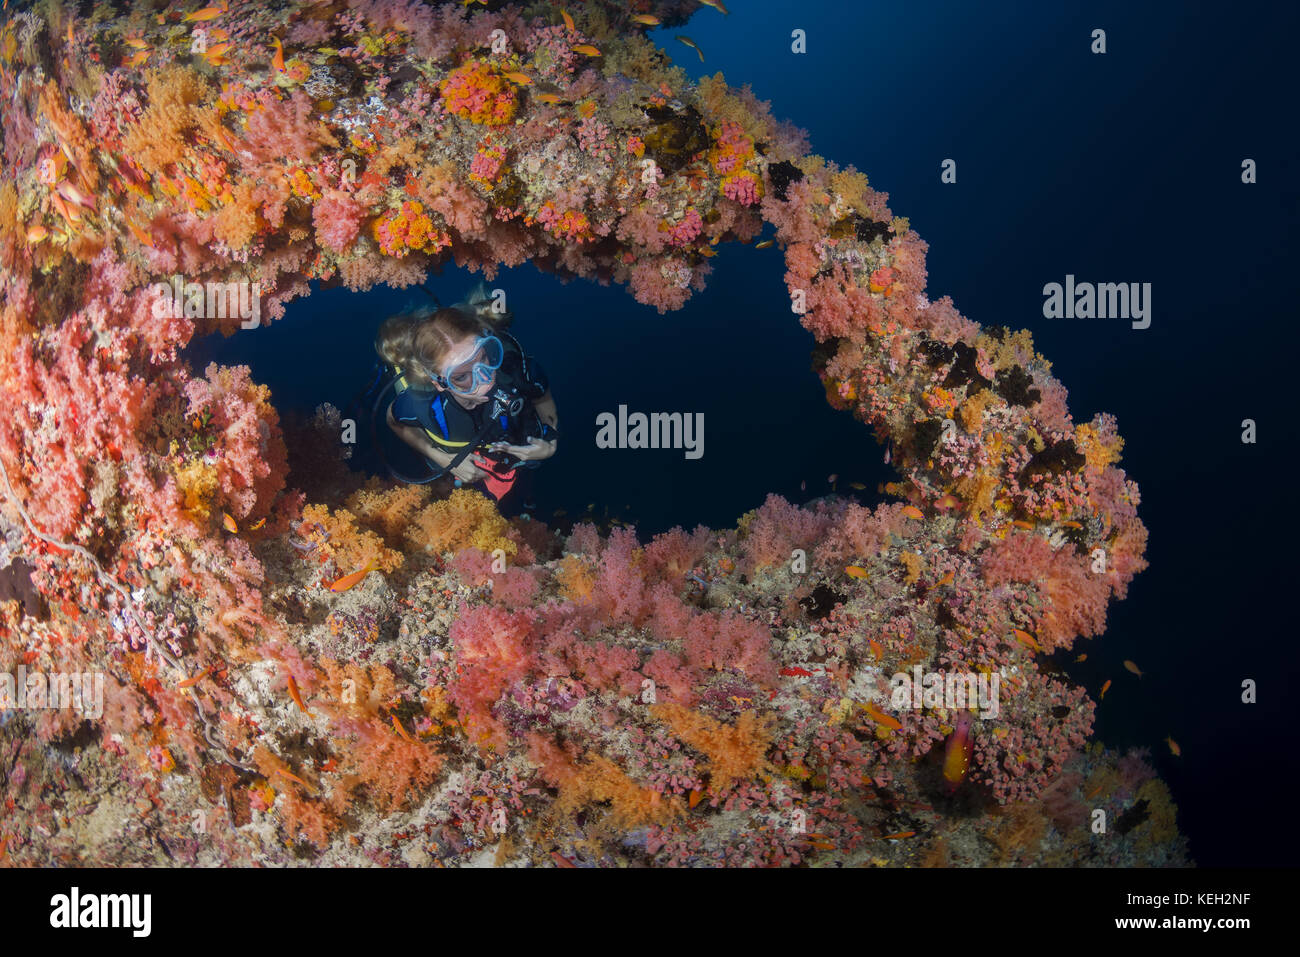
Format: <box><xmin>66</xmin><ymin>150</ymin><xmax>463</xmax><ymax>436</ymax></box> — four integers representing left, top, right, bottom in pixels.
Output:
<box><xmin>392</xmin><ymin>366</ymin><xmax>473</xmax><ymax>448</ymax></box>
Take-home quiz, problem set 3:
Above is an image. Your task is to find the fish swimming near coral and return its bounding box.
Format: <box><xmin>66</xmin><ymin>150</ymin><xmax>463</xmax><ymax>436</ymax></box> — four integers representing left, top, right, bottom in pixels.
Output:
<box><xmin>572</xmin><ymin>44</ymin><xmax>601</xmax><ymax>56</ymax></box>
<box><xmin>328</xmin><ymin>563</ymin><xmax>378</xmax><ymax>592</ymax></box>
<box><xmin>287</xmin><ymin>674</ymin><xmax>312</xmax><ymax>716</ymax></box>
<box><xmin>676</xmin><ymin>36</ymin><xmax>705</xmax><ymax>61</ymax></box>
<box><xmin>1166</xmin><ymin>736</ymin><xmax>1181</xmax><ymax>757</ymax></box>
<box><xmin>1123</xmin><ymin>659</ymin><xmax>1144</xmax><ymax>678</ymax></box>
<box><xmin>861</xmin><ymin>701</ymin><xmax>903</xmax><ymax>732</ymax></box>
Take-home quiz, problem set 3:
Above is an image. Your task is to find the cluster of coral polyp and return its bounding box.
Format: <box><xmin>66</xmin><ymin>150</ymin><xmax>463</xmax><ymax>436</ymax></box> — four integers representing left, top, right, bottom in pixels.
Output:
<box><xmin>0</xmin><ymin>1</ymin><xmax>1174</xmax><ymax>866</ymax></box>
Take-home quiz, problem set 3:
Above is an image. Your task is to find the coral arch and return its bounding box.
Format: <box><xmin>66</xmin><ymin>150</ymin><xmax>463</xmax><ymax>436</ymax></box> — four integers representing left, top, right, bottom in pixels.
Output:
<box><xmin>0</xmin><ymin>1</ymin><xmax>1156</xmax><ymax>865</ymax></box>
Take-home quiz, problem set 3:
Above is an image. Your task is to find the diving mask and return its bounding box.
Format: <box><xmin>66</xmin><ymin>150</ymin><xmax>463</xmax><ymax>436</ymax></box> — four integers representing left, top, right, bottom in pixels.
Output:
<box><xmin>438</xmin><ymin>335</ymin><xmax>504</xmax><ymax>395</ymax></box>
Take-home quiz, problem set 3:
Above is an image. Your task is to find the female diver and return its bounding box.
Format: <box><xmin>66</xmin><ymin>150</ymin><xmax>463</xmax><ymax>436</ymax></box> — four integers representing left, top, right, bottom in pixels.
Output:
<box><xmin>374</xmin><ymin>288</ymin><xmax>559</xmax><ymax>504</ymax></box>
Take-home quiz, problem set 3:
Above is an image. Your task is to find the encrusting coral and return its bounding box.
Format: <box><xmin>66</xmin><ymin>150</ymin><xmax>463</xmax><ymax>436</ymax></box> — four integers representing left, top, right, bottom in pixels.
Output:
<box><xmin>0</xmin><ymin>0</ymin><xmax>1180</xmax><ymax>867</ymax></box>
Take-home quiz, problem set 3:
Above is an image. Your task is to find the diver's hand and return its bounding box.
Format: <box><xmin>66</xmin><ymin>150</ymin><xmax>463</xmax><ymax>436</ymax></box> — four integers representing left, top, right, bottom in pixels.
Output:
<box><xmin>451</xmin><ymin>459</ymin><xmax>491</xmax><ymax>483</ymax></box>
<box><xmin>489</xmin><ymin>436</ymin><xmax>557</xmax><ymax>461</ymax></box>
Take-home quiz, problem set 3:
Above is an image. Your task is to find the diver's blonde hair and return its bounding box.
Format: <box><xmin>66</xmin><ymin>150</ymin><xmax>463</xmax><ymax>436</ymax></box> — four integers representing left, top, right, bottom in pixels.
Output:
<box><xmin>375</xmin><ymin>284</ymin><xmax>514</xmax><ymax>388</ymax></box>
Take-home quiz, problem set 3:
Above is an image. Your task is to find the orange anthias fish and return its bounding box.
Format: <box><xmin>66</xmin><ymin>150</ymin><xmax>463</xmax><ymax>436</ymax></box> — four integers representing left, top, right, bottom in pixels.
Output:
<box><xmin>632</xmin><ymin>14</ymin><xmax>661</xmax><ymax>26</ymax></box>
<box><xmin>699</xmin><ymin>0</ymin><xmax>730</xmax><ymax>13</ymax></box>
<box><xmin>942</xmin><ymin>710</ymin><xmax>975</xmax><ymax>792</ymax></box>
<box><xmin>1123</xmin><ymin>659</ymin><xmax>1144</xmax><ymax>678</ymax></box>
<box><xmin>562</xmin><ymin>9</ymin><xmax>575</xmax><ymax>31</ymax></box>
<box><xmin>934</xmin><ymin>494</ymin><xmax>961</xmax><ymax>511</ymax></box>
<box><xmin>901</xmin><ymin>504</ymin><xmax>924</xmax><ymax>520</ymax></box>
<box><xmin>184</xmin><ymin>3</ymin><xmax>229</xmax><ymax>23</ymax></box>
<box><xmin>1075</xmin><ymin>653</ymin><xmax>1088</xmax><ymax>663</ymax></box>
<box><xmin>222</xmin><ymin>511</ymin><xmax>238</xmax><ymax>533</ymax></box>
<box><xmin>270</xmin><ymin>35</ymin><xmax>285</xmax><ymax>72</ymax></box>
<box><xmin>936</xmin><ymin>571</ymin><xmax>955</xmax><ymax>587</ymax></box>
<box><xmin>535</xmin><ymin>92</ymin><xmax>563</xmax><ymax>105</ymax></box>
<box><xmin>177</xmin><ymin>666</ymin><xmax>212</xmax><ymax>689</ymax></box>
<box><xmin>1012</xmin><ymin>628</ymin><xmax>1041</xmax><ymax>652</ymax></box>
<box><xmin>328</xmin><ymin>562</ymin><xmax>377</xmax><ymax>592</ymax></box>
<box><xmin>503</xmin><ymin>71</ymin><xmax>532</xmax><ymax>85</ymax></box>
<box><xmin>880</xmin><ymin>830</ymin><xmax>916</xmax><ymax>841</ymax></box>
<box><xmin>287</xmin><ymin>674</ymin><xmax>312</xmax><ymax>716</ymax></box>
<box><xmin>861</xmin><ymin>701</ymin><xmax>903</xmax><ymax>732</ymax></box>
<box><xmin>845</xmin><ymin>565</ymin><xmax>869</xmax><ymax>579</ymax></box>
<box><xmin>391</xmin><ymin>714</ymin><xmax>413</xmax><ymax>743</ymax></box>
<box><xmin>1166</xmin><ymin>736</ymin><xmax>1181</xmax><ymax>757</ymax></box>
<box><xmin>754</xmin><ymin>239</ymin><xmax>774</xmax><ymax>249</ymax></box>
<box><xmin>1100</xmin><ymin>678</ymin><xmax>1112</xmax><ymax>700</ymax></box>
<box><xmin>572</xmin><ymin>44</ymin><xmax>601</xmax><ymax>56</ymax></box>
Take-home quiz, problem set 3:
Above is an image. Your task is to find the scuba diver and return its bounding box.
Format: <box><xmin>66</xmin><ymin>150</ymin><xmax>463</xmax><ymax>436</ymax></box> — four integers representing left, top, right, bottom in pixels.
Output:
<box><xmin>369</xmin><ymin>285</ymin><xmax>559</xmax><ymax>505</ymax></box>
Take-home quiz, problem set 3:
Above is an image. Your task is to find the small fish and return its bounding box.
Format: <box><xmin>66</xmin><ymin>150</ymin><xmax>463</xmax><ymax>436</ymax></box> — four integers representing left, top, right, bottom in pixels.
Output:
<box><xmin>124</xmin><ymin>49</ymin><xmax>151</xmax><ymax>68</ymax></box>
<box><xmin>1123</xmin><ymin>659</ymin><xmax>1144</xmax><ymax>678</ymax></box>
<box><xmin>936</xmin><ymin>571</ymin><xmax>954</xmax><ymax>586</ymax></box>
<box><xmin>828</xmin><ymin>473</ymin><xmax>838</xmax><ymax>484</ymax></box>
<box><xmin>287</xmin><ymin>674</ymin><xmax>312</xmax><ymax>716</ymax></box>
<box><xmin>1165</xmin><ymin>736</ymin><xmax>1181</xmax><ymax>757</ymax></box>
<box><xmin>868</xmin><ymin>639</ymin><xmax>882</xmax><ymax>659</ymax></box>
<box><xmin>1010</xmin><ymin>519</ymin><xmax>1034</xmax><ymax>529</ymax></box>
<box><xmin>562</xmin><ymin>9</ymin><xmax>575</xmax><ymax>31</ymax></box>
<box><xmin>222</xmin><ymin>512</ymin><xmax>238</xmax><ymax>533</ymax></box>
<box><xmin>56</xmin><ymin>180</ymin><xmax>96</xmax><ymax>210</ymax></box>
<box><xmin>934</xmin><ymin>494</ymin><xmax>961</xmax><ymax>511</ymax></box>
<box><xmin>1100</xmin><ymin>678</ymin><xmax>1112</xmax><ymax>700</ymax></box>
<box><xmin>328</xmin><ymin>562</ymin><xmax>378</xmax><ymax>592</ymax></box>
<box><xmin>391</xmin><ymin>714</ymin><xmax>413</xmax><ymax>743</ymax></box>
<box><xmin>273</xmin><ymin>767</ymin><xmax>312</xmax><ymax>789</ymax></box>
<box><xmin>880</xmin><ymin>830</ymin><xmax>916</xmax><ymax>841</ymax></box>
<box><xmin>124</xmin><ymin>37</ymin><xmax>148</xmax><ymax>50</ymax></box>
<box><xmin>249</xmin><ymin>517</ymin><xmax>265</xmax><ymax>530</ymax></box>
<box><xmin>25</xmin><ymin>224</ymin><xmax>49</xmax><ymax>244</ymax></box>
<box><xmin>850</xmin><ymin>482</ymin><xmax>866</xmax><ymax>490</ymax></box>
<box><xmin>270</xmin><ymin>35</ymin><xmax>285</xmax><ymax>72</ymax></box>
<box><xmin>845</xmin><ymin>565</ymin><xmax>869</xmax><ymax>580</ymax></box>
<box><xmin>1012</xmin><ymin>628</ymin><xmax>1041</xmax><ymax>652</ymax></box>
<box><xmin>699</xmin><ymin>0</ymin><xmax>730</xmax><ymax>13</ymax></box>
<box><xmin>535</xmin><ymin>92</ymin><xmax>563</xmax><ymax>105</ymax></box>
<box><xmin>861</xmin><ymin>701</ymin><xmax>903</xmax><ymax>732</ymax></box>
<box><xmin>754</xmin><ymin>239</ymin><xmax>774</xmax><ymax>249</ymax></box>
<box><xmin>1061</xmin><ymin>520</ymin><xmax>1083</xmax><ymax>529</ymax></box>
<box><xmin>780</xmin><ymin>666</ymin><xmax>814</xmax><ymax>677</ymax></box>
<box><xmin>503</xmin><ymin>71</ymin><xmax>532</xmax><ymax>85</ymax></box>
<box><xmin>800</xmin><ymin>480</ymin><xmax>806</xmax><ymax>491</ymax></box>
<box><xmin>676</xmin><ymin>35</ymin><xmax>705</xmax><ymax>61</ymax></box>
<box><xmin>551</xmin><ymin>850</ymin><xmax>577</xmax><ymax>867</ymax></box>
<box><xmin>572</xmin><ymin>44</ymin><xmax>601</xmax><ymax>56</ymax></box>
<box><xmin>177</xmin><ymin>666</ymin><xmax>212</xmax><ymax>689</ymax></box>
<box><xmin>632</xmin><ymin>14</ymin><xmax>661</xmax><ymax>26</ymax></box>
<box><xmin>901</xmin><ymin>505</ymin><xmax>924</xmax><ymax>520</ymax></box>
<box><xmin>697</xmin><ymin>245</ymin><xmax>717</xmax><ymax>257</ymax></box>
<box><xmin>1075</xmin><ymin>653</ymin><xmax>1088</xmax><ymax>663</ymax></box>
<box><xmin>688</xmin><ymin>789</ymin><xmax>704</xmax><ymax>808</ymax></box>
<box><xmin>184</xmin><ymin>4</ymin><xmax>228</xmax><ymax>23</ymax></box>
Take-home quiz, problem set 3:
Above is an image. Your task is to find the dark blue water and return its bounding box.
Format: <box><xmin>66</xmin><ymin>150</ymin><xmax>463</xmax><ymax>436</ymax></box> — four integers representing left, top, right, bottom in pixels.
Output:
<box><xmin>188</xmin><ymin>0</ymin><xmax>1299</xmax><ymax>866</ymax></box>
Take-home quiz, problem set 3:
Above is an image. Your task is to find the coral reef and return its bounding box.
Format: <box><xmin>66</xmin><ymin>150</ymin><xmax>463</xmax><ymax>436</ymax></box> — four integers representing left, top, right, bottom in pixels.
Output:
<box><xmin>0</xmin><ymin>0</ymin><xmax>1179</xmax><ymax>866</ymax></box>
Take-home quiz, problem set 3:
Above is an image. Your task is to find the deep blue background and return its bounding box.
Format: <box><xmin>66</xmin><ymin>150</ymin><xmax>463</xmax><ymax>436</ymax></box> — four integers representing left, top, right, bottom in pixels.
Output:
<box><xmin>188</xmin><ymin>1</ymin><xmax>1299</xmax><ymax>866</ymax></box>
